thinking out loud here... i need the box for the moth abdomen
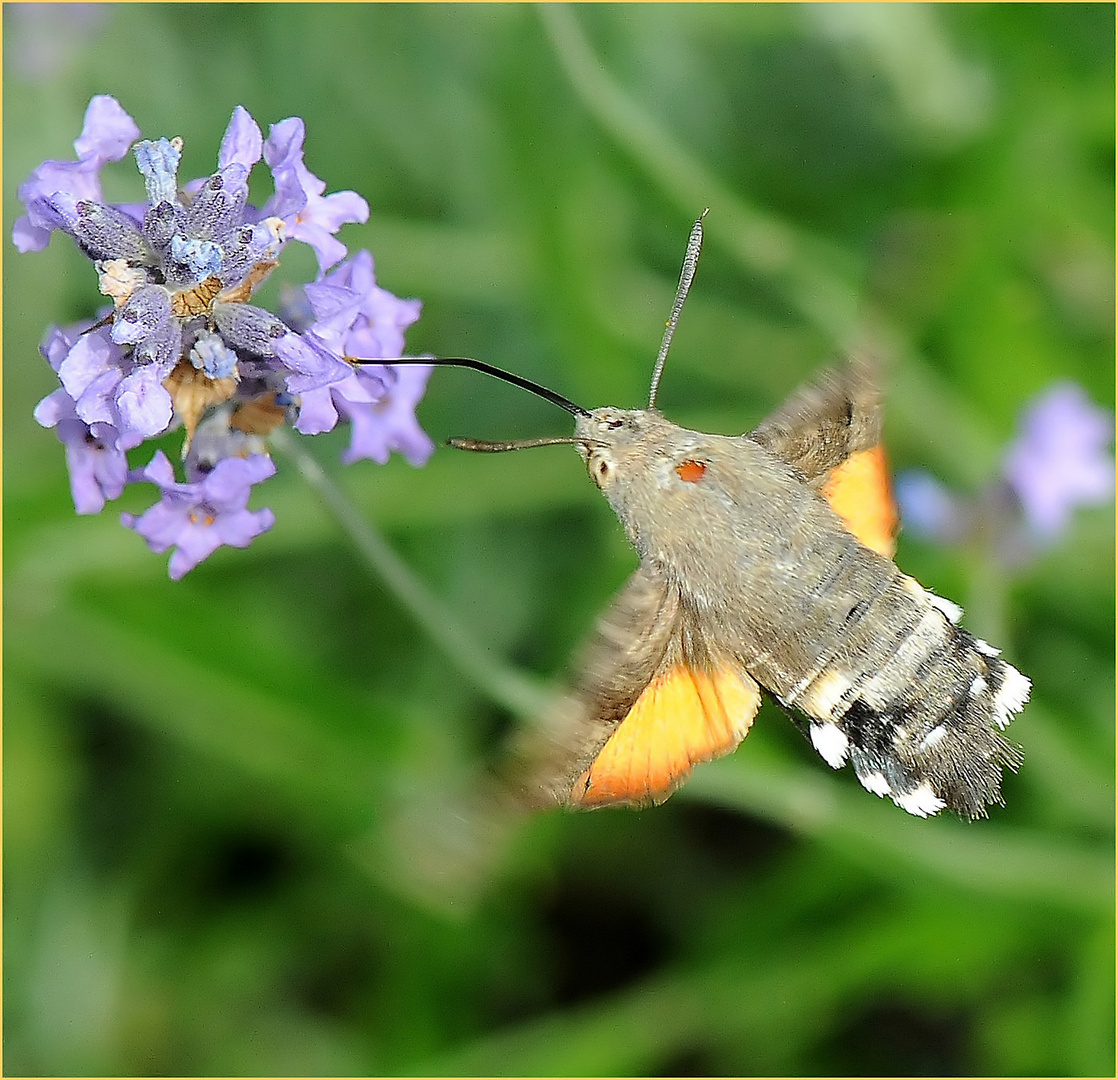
[799,617,1028,819]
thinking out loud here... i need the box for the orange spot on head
[675,459,707,483]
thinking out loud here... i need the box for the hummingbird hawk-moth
[370,216,1028,819]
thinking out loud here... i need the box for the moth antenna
[448,436,588,453]
[648,209,707,409]
[346,355,590,418]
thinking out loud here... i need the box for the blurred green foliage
[4,4,1114,1076]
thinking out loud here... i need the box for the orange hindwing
[821,444,898,558]
[571,663,761,808]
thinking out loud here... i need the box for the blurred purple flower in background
[5,4,109,81]
[16,96,433,577]
[897,381,1114,561]
[1003,382,1115,539]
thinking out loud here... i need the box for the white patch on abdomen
[810,721,850,768]
[894,782,946,817]
[799,669,853,721]
[992,664,1031,729]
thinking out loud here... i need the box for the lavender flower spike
[18,97,432,577]
[122,451,277,579]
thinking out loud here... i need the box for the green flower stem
[272,429,550,719]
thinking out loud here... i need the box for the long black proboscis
[348,355,590,418]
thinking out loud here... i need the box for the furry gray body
[570,404,1026,818]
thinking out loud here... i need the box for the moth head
[577,408,649,491]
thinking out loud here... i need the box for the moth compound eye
[589,454,612,488]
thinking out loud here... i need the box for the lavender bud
[60,197,156,265]
[143,201,180,249]
[133,137,182,207]
[111,283,172,345]
[183,164,248,241]
[212,301,288,357]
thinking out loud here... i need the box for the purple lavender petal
[327,250,421,359]
[286,252,428,452]
[165,530,225,579]
[40,321,93,372]
[336,363,434,467]
[58,327,120,400]
[260,117,309,220]
[123,452,276,578]
[219,106,263,171]
[262,117,368,272]
[1003,381,1115,537]
[73,368,125,428]
[304,250,422,363]
[343,291,422,360]
[74,95,142,164]
[116,365,174,438]
[200,453,277,507]
[291,368,382,437]
[166,503,275,580]
[12,214,54,253]
[292,384,342,435]
[340,398,433,466]
[33,383,131,513]
[291,221,350,275]
[57,417,130,514]
[33,387,77,428]
[14,96,140,252]
[132,447,177,488]
[37,376,145,453]
[312,189,370,236]
[324,248,370,292]
[302,280,364,341]
[123,499,185,550]
[212,506,276,546]
[272,331,352,394]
